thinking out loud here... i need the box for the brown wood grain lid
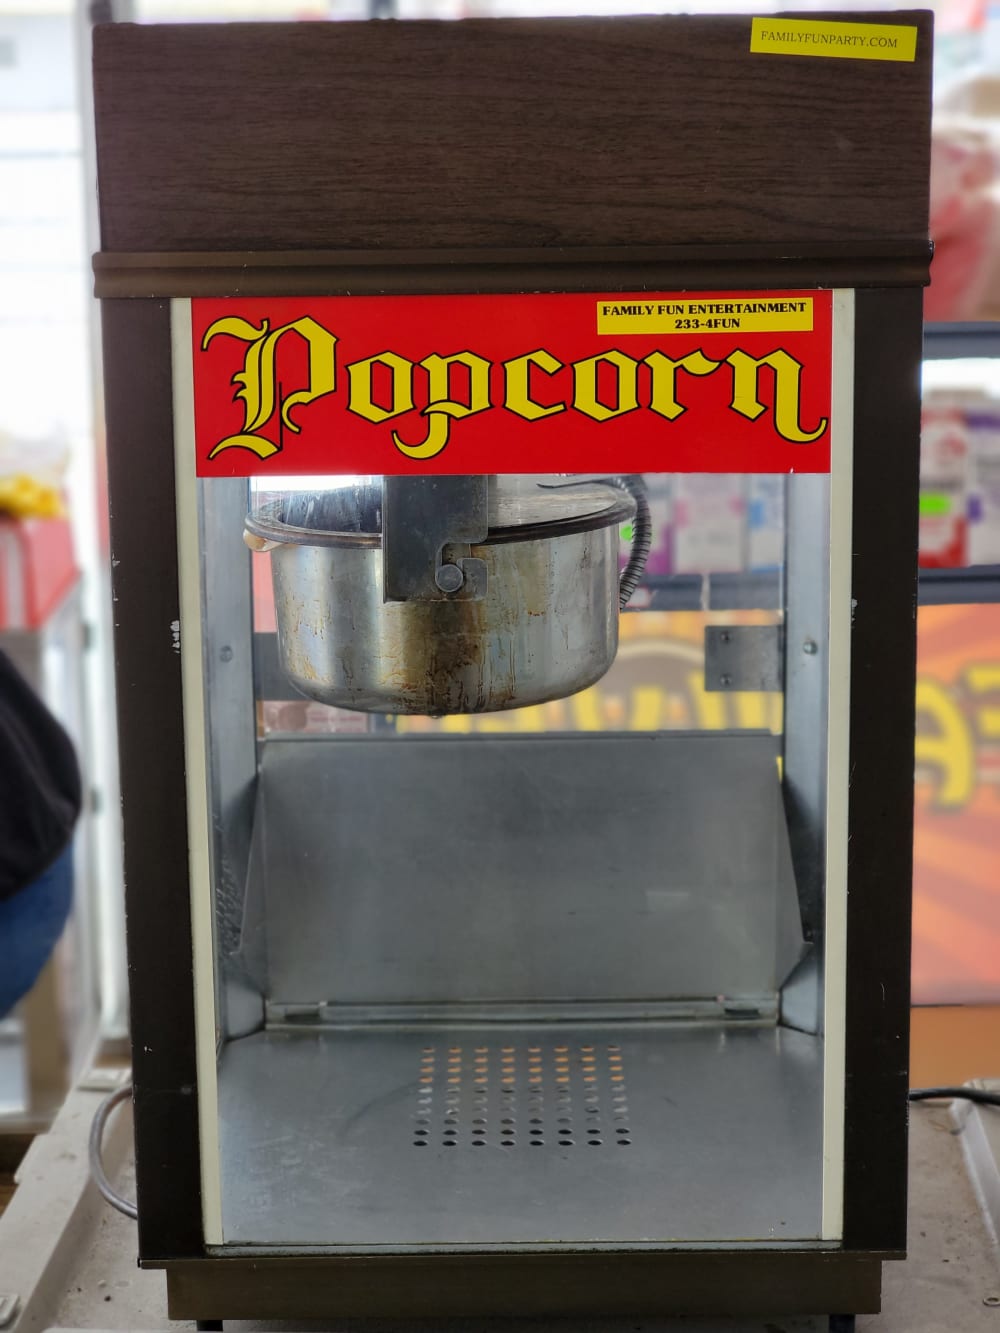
[92,13,932,261]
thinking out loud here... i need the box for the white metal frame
[170,290,853,1249]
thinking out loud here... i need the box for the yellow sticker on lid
[594,298,816,338]
[597,296,814,336]
[750,17,917,63]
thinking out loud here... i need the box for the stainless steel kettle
[245,475,650,716]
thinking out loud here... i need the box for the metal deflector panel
[244,732,804,1008]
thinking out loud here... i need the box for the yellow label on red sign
[750,17,917,63]
[597,297,813,336]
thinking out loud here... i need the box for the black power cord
[910,1086,1000,1107]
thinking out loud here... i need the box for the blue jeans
[0,844,74,1018]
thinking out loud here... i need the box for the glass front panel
[187,463,836,1249]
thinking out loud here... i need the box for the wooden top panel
[93,12,932,257]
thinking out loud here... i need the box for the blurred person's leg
[0,844,73,1018]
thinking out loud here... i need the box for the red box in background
[0,517,78,630]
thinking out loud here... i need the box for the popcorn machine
[93,11,931,1325]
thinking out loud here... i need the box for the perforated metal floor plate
[410,1039,633,1151]
[217,1023,823,1248]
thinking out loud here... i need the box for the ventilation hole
[558,1116,572,1124]
[442,1141,457,1148]
[617,1139,632,1146]
[413,1140,427,1147]
[587,1139,603,1146]
[472,1140,486,1147]
[559,1138,574,1146]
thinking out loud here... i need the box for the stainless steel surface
[247,732,804,1008]
[216,1022,824,1246]
[382,475,488,602]
[783,473,830,954]
[704,625,783,693]
[246,479,633,714]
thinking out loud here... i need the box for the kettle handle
[243,529,281,554]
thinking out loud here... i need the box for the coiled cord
[606,473,652,609]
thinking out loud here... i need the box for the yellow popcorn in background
[0,473,64,520]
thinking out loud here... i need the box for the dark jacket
[0,648,82,901]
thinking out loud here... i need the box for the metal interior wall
[198,477,264,1036]
[247,732,803,1009]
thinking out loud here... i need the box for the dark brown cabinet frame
[95,12,930,1319]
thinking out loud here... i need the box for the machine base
[164,1250,884,1321]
